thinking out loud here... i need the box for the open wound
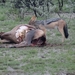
[15,26,28,42]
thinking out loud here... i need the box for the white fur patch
[15,26,28,39]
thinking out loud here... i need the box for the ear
[30,15,37,22]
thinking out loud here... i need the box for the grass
[0,5,75,75]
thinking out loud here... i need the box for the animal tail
[63,24,69,38]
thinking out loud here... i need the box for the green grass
[0,5,75,75]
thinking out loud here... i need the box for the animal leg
[58,27,65,42]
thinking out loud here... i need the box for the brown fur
[0,24,35,43]
[0,24,46,47]
[29,15,69,42]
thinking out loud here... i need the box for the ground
[0,6,75,75]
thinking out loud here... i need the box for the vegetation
[0,0,75,75]
[0,0,75,17]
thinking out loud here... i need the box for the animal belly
[45,22,58,29]
[15,26,28,42]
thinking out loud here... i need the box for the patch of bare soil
[0,42,63,48]
[66,73,75,75]
[56,71,75,75]
[45,43,63,47]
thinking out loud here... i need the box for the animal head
[29,15,37,25]
[33,29,46,46]
[33,29,45,39]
